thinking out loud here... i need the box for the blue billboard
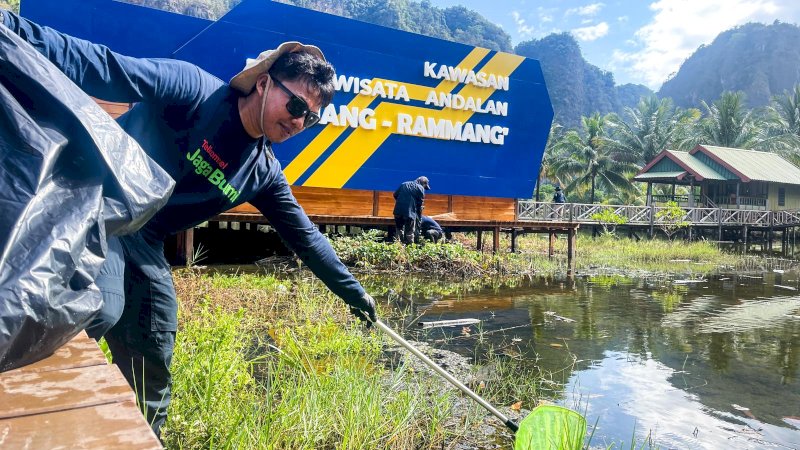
[23,0,553,198]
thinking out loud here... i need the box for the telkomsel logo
[186,139,240,203]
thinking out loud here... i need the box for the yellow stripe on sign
[283,47,490,184]
[303,52,525,189]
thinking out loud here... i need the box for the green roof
[666,150,728,180]
[700,145,800,185]
[637,146,800,186]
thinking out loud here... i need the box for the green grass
[330,231,741,278]
[163,273,471,449]
[330,230,559,277]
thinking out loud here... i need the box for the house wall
[768,183,800,210]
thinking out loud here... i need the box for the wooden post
[476,230,483,251]
[718,207,723,242]
[742,225,748,254]
[649,204,655,238]
[647,182,653,206]
[782,228,787,257]
[567,227,576,276]
[768,212,774,252]
[493,226,500,254]
[736,183,740,208]
[548,231,556,258]
[176,228,194,265]
[511,228,518,253]
[372,191,379,216]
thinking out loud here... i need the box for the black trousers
[85,229,176,437]
[394,215,418,244]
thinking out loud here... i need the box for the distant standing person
[393,176,430,244]
[553,185,566,203]
[419,215,444,243]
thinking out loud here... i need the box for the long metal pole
[374,319,519,432]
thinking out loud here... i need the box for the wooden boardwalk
[0,331,162,449]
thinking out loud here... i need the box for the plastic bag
[0,26,175,372]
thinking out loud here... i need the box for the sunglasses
[271,77,321,129]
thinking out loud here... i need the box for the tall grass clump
[512,233,738,274]
[165,272,463,449]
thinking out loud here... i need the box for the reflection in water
[569,351,800,449]
[387,273,800,449]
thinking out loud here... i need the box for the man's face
[262,77,322,143]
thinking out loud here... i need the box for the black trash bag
[0,26,175,372]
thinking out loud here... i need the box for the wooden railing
[517,201,800,227]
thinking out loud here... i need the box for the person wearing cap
[1,10,377,437]
[553,185,567,203]
[393,176,430,244]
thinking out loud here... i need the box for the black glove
[348,292,377,328]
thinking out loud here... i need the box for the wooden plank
[419,318,481,328]
[228,188,516,222]
[0,400,161,449]
[452,195,516,220]
[93,98,132,119]
[293,186,374,216]
[0,364,133,419]
[5,331,106,375]
[376,192,395,217]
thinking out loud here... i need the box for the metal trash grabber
[373,319,587,449]
[375,319,519,430]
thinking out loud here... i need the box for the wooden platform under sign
[0,331,163,449]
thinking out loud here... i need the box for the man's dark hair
[270,51,336,107]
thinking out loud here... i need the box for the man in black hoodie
[393,176,430,244]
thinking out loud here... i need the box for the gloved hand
[348,292,377,328]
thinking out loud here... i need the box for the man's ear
[256,73,271,94]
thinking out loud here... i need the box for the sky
[426,0,800,90]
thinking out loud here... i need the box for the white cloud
[617,15,629,23]
[612,0,798,90]
[511,11,535,38]
[572,22,609,41]
[538,6,557,24]
[566,3,605,17]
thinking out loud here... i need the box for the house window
[779,188,786,206]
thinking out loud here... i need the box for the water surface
[382,273,800,449]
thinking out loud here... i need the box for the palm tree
[606,96,698,166]
[771,84,800,137]
[765,84,800,164]
[694,91,763,149]
[552,113,638,203]
[535,122,566,201]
